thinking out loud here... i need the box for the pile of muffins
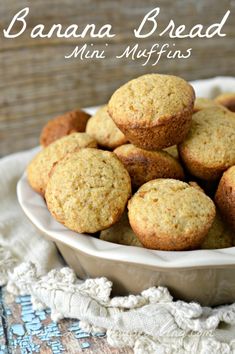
[27,74,235,251]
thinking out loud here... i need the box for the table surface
[0,287,133,354]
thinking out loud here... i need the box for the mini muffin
[100,212,143,247]
[201,210,234,249]
[215,166,235,231]
[128,179,215,251]
[164,145,179,160]
[178,106,235,181]
[214,93,235,112]
[193,97,219,113]
[191,182,233,249]
[108,74,195,150]
[40,109,91,147]
[27,133,97,195]
[86,105,128,149]
[45,148,131,233]
[114,144,184,188]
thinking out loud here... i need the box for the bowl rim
[17,173,235,269]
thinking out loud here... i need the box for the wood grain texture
[0,287,133,353]
[0,289,8,353]
[0,0,235,155]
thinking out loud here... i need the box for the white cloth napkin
[0,148,64,286]
[1,77,235,354]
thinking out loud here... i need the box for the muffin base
[129,222,212,251]
[178,146,228,181]
[113,111,192,150]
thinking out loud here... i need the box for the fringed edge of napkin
[2,260,235,354]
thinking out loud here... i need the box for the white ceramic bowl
[17,77,235,306]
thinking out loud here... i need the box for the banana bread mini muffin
[27,133,97,195]
[214,93,235,112]
[201,210,234,249]
[128,179,215,251]
[193,97,219,113]
[108,74,195,150]
[86,105,128,149]
[100,212,143,247]
[45,148,131,233]
[114,144,184,188]
[189,180,233,250]
[40,109,91,147]
[215,166,235,231]
[178,106,235,181]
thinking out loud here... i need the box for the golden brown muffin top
[86,105,128,149]
[40,109,90,147]
[179,107,235,172]
[27,133,97,195]
[108,74,195,127]
[128,179,215,242]
[45,148,132,233]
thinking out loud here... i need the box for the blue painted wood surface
[0,287,132,354]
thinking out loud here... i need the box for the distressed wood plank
[0,322,8,353]
[0,289,8,354]
[1,287,133,353]
[0,0,235,156]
